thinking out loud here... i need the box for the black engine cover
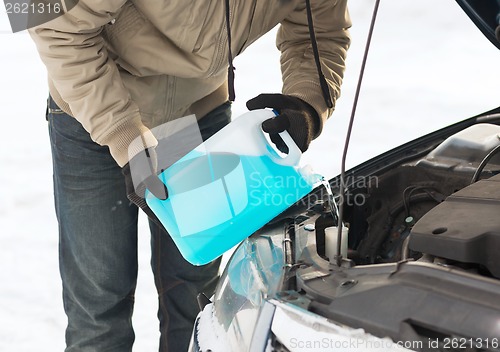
[410,173,500,277]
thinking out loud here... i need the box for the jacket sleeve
[277,0,351,136]
[29,0,155,167]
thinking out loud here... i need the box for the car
[189,1,500,351]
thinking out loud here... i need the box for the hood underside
[456,0,500,49]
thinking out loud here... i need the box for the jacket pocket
[103,2,144,44]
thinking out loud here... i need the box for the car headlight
[193,227,286,352]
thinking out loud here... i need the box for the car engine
[344,122,500,274]
[280,117,500,351]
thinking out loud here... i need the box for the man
[29,0,350,351]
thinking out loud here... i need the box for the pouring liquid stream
[320,177,340,226]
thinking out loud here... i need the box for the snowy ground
[0,1,499,351]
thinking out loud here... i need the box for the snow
[194,304,231,352]
[0,1,499,350]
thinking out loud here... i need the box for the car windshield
[234,0,500,178]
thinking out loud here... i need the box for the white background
[0,0,499,350]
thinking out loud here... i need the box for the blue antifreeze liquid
[146,151,315,265]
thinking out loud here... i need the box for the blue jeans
[47,97,231,352]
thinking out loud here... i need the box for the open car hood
[456,0,500,49]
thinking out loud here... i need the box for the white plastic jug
[146,109,317,265]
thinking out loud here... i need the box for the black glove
[122,146,168,227]
[246,94,320,154]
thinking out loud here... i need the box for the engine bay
[331,122,500,275]
[283,118,500,350]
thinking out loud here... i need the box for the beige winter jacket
[29,0,351,167]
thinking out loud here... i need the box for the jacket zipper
[208,0,233,77]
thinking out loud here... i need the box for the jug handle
[252,109,302,166]
[265,129,302,166]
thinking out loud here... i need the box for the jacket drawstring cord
[305,0,333,109]
[225,0,236,102]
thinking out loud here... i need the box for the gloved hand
[246,94,320,154]
[122,143,168,227]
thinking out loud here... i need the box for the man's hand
[246,94,320,153]
[122,144,168,227]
